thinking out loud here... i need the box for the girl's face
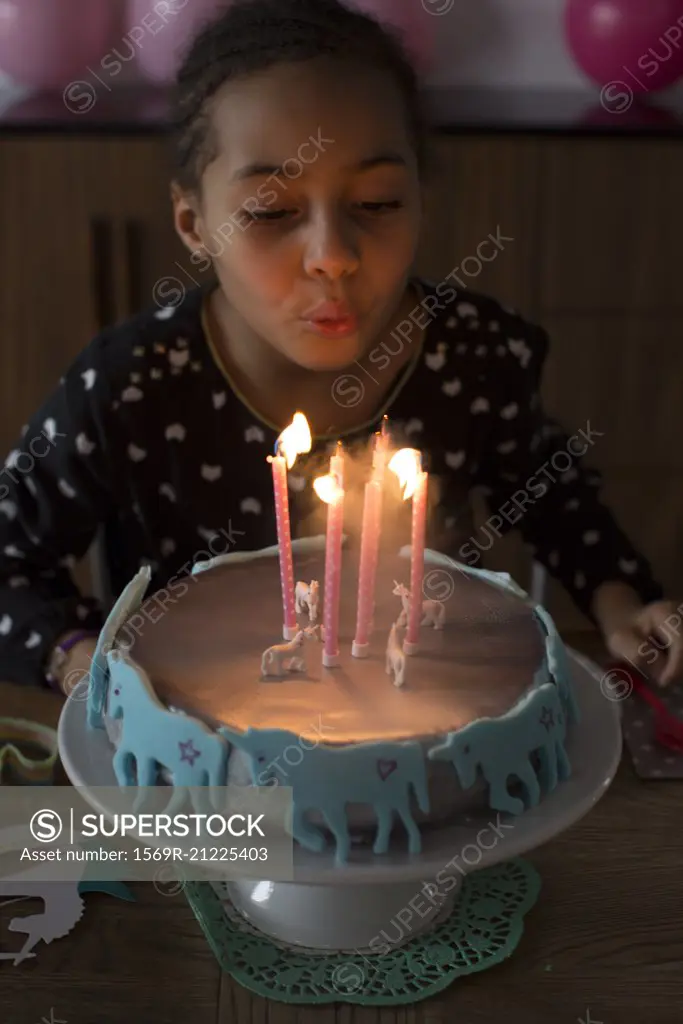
[176,58,422,372]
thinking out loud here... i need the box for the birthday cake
[86,539,578,865]
[85,416,578,864]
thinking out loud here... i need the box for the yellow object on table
[0,717,58,784]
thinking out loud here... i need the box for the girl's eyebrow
[230,153,407,184]
[351,153,408,172]
[231,162,283,183]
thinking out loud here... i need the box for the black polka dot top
[0,279,662,686]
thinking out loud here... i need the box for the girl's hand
[603,598,683,687]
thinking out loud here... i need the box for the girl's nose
[302,212,360,280]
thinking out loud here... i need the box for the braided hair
[171,0,427,192]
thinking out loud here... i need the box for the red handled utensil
[609,663,683,753]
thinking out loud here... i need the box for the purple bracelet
[45,629,99,690]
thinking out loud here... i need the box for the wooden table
[1,634,682,1024]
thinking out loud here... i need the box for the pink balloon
[126,0,229,84]
[345,0,435,76]
[565,0,683,93]
[0,0,120,91]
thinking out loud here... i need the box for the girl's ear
[170,181,206,258]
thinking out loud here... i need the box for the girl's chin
[285,337,365,373]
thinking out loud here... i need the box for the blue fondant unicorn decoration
[219,726,430,865]
[87,566,152,729]
[106,649,230,814]
[532,605,580,725]
[428,682,571,815]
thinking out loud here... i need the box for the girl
[0,0,680,693]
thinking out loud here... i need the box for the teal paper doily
[183,858,541,1005]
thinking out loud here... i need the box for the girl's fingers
[640,603,683,686]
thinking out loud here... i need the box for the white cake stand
[58,650,621,951]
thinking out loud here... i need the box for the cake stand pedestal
[223,875,460,951]
[58,650,621,952]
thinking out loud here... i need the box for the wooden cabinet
[0,138,186,454]
[537,139,683,313]
[416,137,541,314]
[540,315,683,471]
[75,138,187,324]
[0,140,96,451]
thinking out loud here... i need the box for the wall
[430,0,683,100]
[1,0,683,104]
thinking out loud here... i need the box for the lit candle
[352,422,389,657]
[314,442,345,668]
[267,412,312,639]
[389,448,428,655]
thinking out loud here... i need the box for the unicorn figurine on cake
[260,631,307,677]
[386,621,407,687]
[392,581,445,630]
[295,579,319,623]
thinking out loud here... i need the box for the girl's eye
[243,202,404,222]
[243,208,291,222]
[358,201,404,213]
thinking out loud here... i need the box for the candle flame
[277,412,312,469]
[313,473,344,504]
[388,448,421,500]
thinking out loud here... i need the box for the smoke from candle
[287,429,447,563]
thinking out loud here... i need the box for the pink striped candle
[352,427,388,657]
[315,444,345,668]
[267,413,311,639]
[269,452,298,639]
[351,476,382,657]
[405,464,428,655]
